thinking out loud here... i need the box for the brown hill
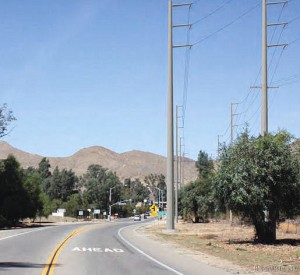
[0,141,198,184]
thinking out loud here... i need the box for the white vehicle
[134,214,141,221]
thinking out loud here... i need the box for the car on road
[134,214,141,221]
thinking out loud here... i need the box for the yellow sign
[150,212,158,217]
[150,204,158,212]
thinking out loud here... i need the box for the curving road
[0,219,230,275]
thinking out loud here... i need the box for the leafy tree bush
[0,155,30,226]
[61,194,83,217]
[213,131,300,243]
[38,157,52,193]
[22,170,43,221]
[179,150,215,222]
[46,167,77,201]
[80,164,122,211]
[0,103,16,137]
[144,173,166,204]
[38,192,55,218]
[124,178,150,203]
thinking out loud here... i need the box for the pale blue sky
[1,0,300,160]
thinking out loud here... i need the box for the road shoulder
[119,220,254,275]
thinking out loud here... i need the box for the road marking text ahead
[72,247,124,253]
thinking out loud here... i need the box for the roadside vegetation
[0,155,168,227]
[179,130,300,244]
[0,152,167,227]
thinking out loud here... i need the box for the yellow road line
[42,227,86,275]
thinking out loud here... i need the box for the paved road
[0,219,231,275]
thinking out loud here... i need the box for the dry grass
[142,219,300,274]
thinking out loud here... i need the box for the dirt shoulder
[139,219,300,275]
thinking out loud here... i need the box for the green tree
[47,167,77,201]
[213,131,300,243]
[47,167,61,200]
[38,158,51,193]
[144,173,166,203]
[59,169,78,201]
[195,150,214,179]
[61,194,83,217]
[23,170,43,221]
[0,155,29,226]
[0,104,16,137]
[38,192,54,218]
[81,164,122,211]
[179,150,215,222]
[129,178,150,203]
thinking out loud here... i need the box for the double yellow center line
[42,227,86,275]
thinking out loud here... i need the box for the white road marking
[118,224,184,275]
[0,227,47,241]
[72,247,124,253]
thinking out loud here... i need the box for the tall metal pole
[179,137,182,189]
[262,0,268,135]
[229,103,234,225]
[158,188,161,210]
[217,135,222,156]
[167,0,175,231]
[230,103,233,143]
[175,105,179,223]
[262,0,269,224]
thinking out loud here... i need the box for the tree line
[0,154,166,227]
[178,130,300,243]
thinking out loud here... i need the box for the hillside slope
[0,141,198,183]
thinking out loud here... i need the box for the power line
[192,0,234,26]
[233,1,290,138]
[289,36,300,45]
[192,2,260,46]
[182,5,192,123]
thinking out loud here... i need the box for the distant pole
[167,0,175,231]
[158,188,161,209]
[175,105,179,223]
[217,135,222,155]
[230,103,233,143]
[262,0,268,135]
[179,137,182,189]
[109,205,112,221]
[182,152,185,186]
[229,103,236,225]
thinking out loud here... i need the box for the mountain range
[0,141,198,184]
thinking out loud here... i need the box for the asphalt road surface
[0,219,231,275]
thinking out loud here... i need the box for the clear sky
[1,0,300,160]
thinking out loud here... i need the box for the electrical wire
[234,1,289,138]
[182,6,192,123]
[192,2,260,46]
[192,0,234,26]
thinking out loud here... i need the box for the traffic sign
[149,205,158,212]
[150,211,158,217]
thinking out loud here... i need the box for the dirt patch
[140,219,300,275]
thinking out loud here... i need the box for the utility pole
[262,0,268,135]
[230,103,239,143]
[181,152,185,187]
[167,0,175,231]
[262,0,288,135]
[166,0,192,232]
[230,102,239,225]
[261,0,287,226]
[175,105,179,224]
[175,105,183,223]
[108,186,117,221]
[179,137,184,188]
[217,135,222,156]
